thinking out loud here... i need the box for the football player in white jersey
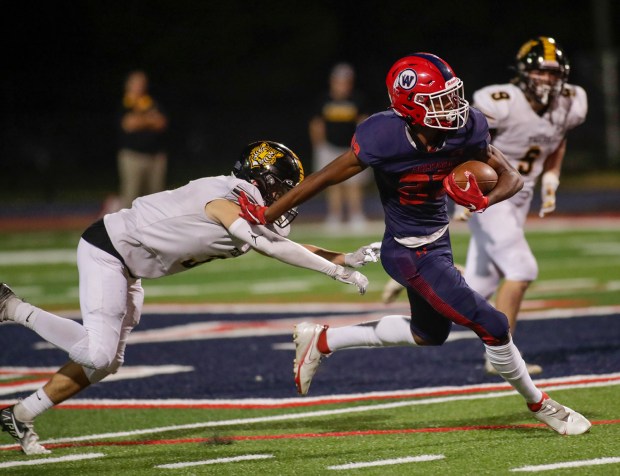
[465,36,587,375]
[0,140,380,455]
[383,37,588,375]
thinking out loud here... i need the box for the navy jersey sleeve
[466,107,491,151]
[352,112,411,167]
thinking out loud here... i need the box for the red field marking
[2,419,618,453]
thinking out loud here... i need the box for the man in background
[117,70,168,210]
[309,63,371,231]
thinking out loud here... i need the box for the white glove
[344,242,382,267]
[539,172,560,218]
[452,204,472,222]
[333,265,369,295]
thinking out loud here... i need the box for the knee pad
[68,336,115,370]
[506,252,538,282]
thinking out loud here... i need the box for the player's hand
[539,172,559,218]
[344,242,381,267]
[452,204,472,222]
[539,189,556,217]
[238,191,268,225]
[443,172,489,212]
[332,265,369,295]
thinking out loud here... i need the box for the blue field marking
[1,311,618,400]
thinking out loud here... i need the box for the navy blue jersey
[353,108,490,238]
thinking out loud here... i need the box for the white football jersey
[104,175,264,278]
[473,83,587,190]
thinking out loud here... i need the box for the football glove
[539,172,559,218]
[344,242,381,267]
[238,191,268,225]
[443,172,489,212]
[333,265,369,295]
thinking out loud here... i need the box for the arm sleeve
[227,218,339,277]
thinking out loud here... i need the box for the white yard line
[156,454,274,469]
[328,455,445,470]
[0,452,105,468]
[0,376,617,450]
[511,457,620,472]
[3,373,617,409]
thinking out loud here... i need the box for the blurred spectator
[309,63,371,231]
[116,70,168,210]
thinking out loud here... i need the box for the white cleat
[529,393,592,435]
[0,283,22,323]
[382,278,405,304]
[0,405,51,455]
[293,322,329,396]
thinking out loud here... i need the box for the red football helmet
[386,53,469,130]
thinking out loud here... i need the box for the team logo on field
[397,69,417,90]
[248,142,284,169]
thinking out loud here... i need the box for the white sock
[327,315,416,351]
[14,301,87,353]
[14,389,54,422]
[484,339,543,404]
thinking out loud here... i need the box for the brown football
[451,160,498,194]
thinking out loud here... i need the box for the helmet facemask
[252,170,299,228]
[232,141,304,229]
[522,69,564,106]
[414,78,469,130]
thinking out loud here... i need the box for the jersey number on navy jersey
[399,173,445,205]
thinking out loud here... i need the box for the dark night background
[1,0,618,206]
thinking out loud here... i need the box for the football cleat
[529,393,592,435]
[0,283,21,323]
[0,405,50,455]
[484,354,543,376]
[293,322,329,395]
[382,278,405,304]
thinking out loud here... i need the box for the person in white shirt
[0,140,379,455]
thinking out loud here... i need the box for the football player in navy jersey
[382,38,588,378]
[238,53,591,435]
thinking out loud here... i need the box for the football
[451,160,498,194]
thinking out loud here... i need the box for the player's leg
[294,314,416,395]
[382,277,405,303]
[463,219,502,301]
[468,200,541,373]
[118,149,143,209]
[0,284,88,352]
[146,152,167,195]
[412,234,589,433]
[1,240,133,453]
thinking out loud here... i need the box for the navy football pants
[381,231,510,346]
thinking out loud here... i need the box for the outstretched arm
[206,199,369,294]
[264,149,366,223]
